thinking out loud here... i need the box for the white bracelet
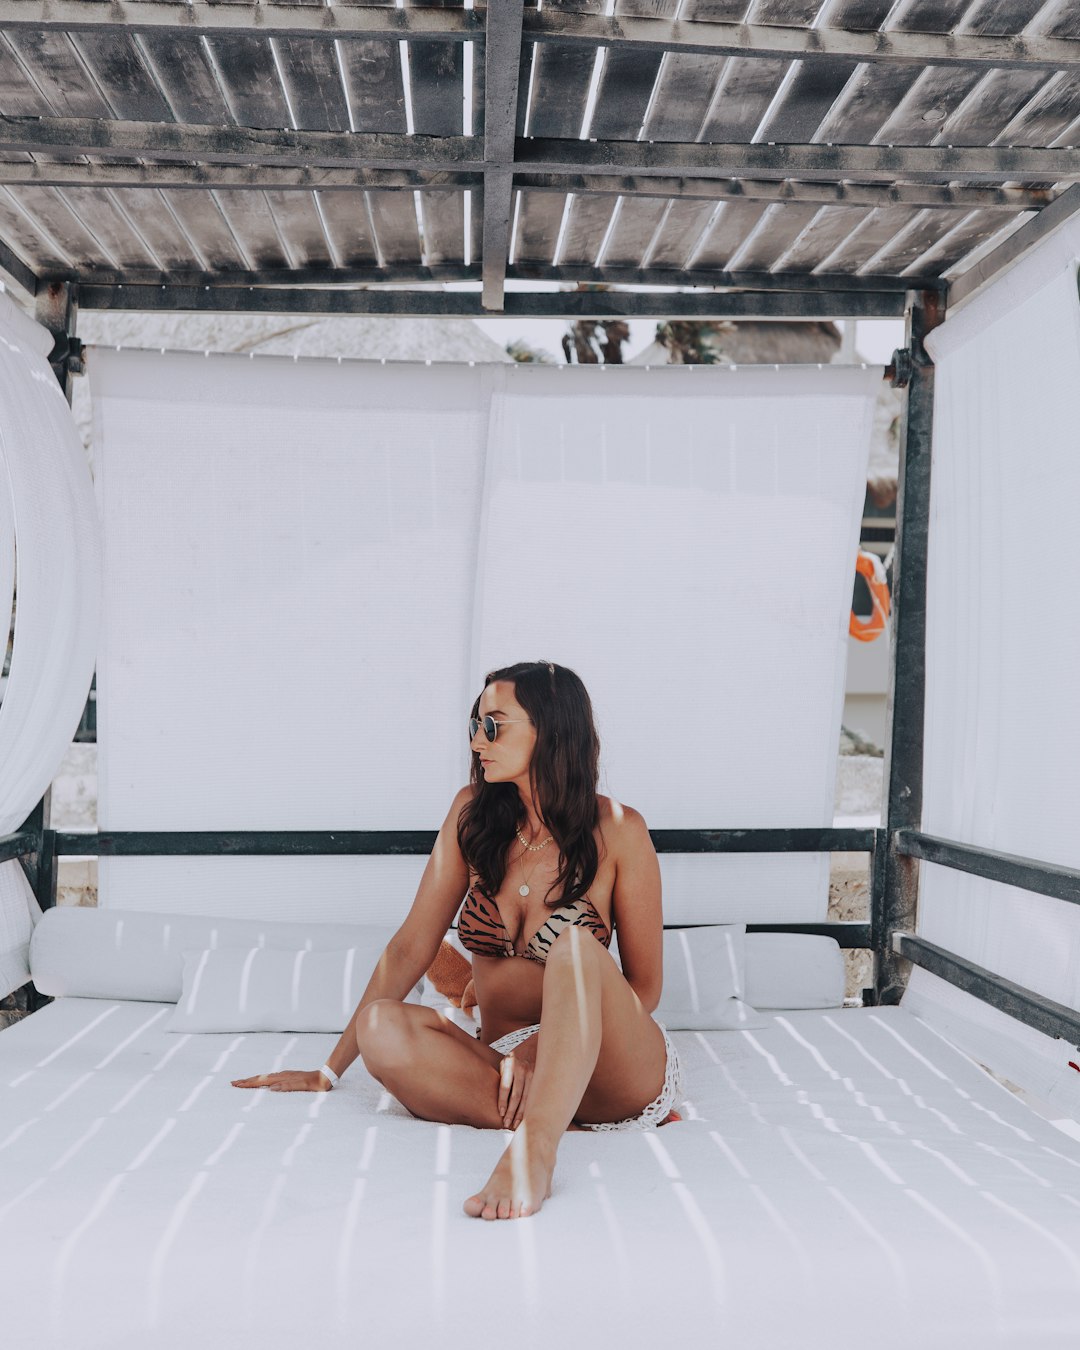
[319,1064,339,1088]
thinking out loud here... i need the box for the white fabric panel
[904,966,1080,1123]
[0,858,38,999]
[0,290,100,833]
[474,364,879,922]
[912,237,1080,1019]
[4,999,1080,1350]
[91,350,489,919]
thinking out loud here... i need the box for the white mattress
[3,1000,1080,1349]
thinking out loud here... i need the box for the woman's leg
[356,1001,505,1128]
[463,927,668,1220]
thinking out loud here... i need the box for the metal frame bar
[0,832,36,864]
[72,286,906,318]
[53,829,878,951]
[54,826,877,856]
[874,289,942,1005]
[34,263,924,293]
[897,830,1080,907]
[895,934,1080,1045]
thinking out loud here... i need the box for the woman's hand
[497,1037,538,1129]
[230,1070,330,1092]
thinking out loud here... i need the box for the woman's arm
[608,804,663,1013]
[232,786,472,1091]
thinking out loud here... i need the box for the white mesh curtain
[91,353,877,926]
[0,289,99,995]
[902,215,1080,1109]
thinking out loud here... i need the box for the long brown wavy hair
[457,661,600,906]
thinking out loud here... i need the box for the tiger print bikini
[456,884,611,966]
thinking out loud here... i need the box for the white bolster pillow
[29,907,410,1003]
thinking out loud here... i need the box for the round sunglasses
[469,714,529,743]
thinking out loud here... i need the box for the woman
[232,661,681,1220]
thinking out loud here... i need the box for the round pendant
[519,884,530,897]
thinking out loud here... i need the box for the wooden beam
[518,138,1080,185]
[947,183,1080,312]
[43,264,480,288]
[46,262,928,293]
[524,9,1080,73]
[0,0,483,41]
[0,163,480,193]
[518,173,1053,213]
[481,0,524,312]
[75,284,906,317]
[0,116,484,171]
[0,158,1046,212]
[4,1,1080,74]
[508,264,940,293]
[0,118,1075,185]
[0,237,37,303]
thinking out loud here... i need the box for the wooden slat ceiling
[0,0,1077,316]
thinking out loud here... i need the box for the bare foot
[463,1123,557,1220]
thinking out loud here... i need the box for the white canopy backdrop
[476,364,879,923]
[0,290,98,997]
[89,350,878,925]
[903,214,1080,1115]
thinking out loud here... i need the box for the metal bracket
[47,332,85,376]
[887,346,913,388]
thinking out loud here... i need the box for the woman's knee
[544,924,605,977]
[355,999,427,1076]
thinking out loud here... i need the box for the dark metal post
[22,279,81,915]
[874,288,944,1004]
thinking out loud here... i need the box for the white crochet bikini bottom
[487,1021,683,1132]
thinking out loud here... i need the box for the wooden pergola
[7,0,1080,1031]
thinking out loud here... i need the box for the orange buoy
[849,549,890,642]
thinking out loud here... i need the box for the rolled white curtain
[0,290,100,835]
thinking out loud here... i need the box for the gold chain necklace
[516,828,553,898]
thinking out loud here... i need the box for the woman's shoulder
[597,795,651,840]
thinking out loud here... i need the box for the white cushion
[29,907,413,1003]
[654,925,768,1031]
[743,932,846,1009]
[166,945,385,1033]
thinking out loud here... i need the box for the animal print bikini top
[457,884,611,967]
